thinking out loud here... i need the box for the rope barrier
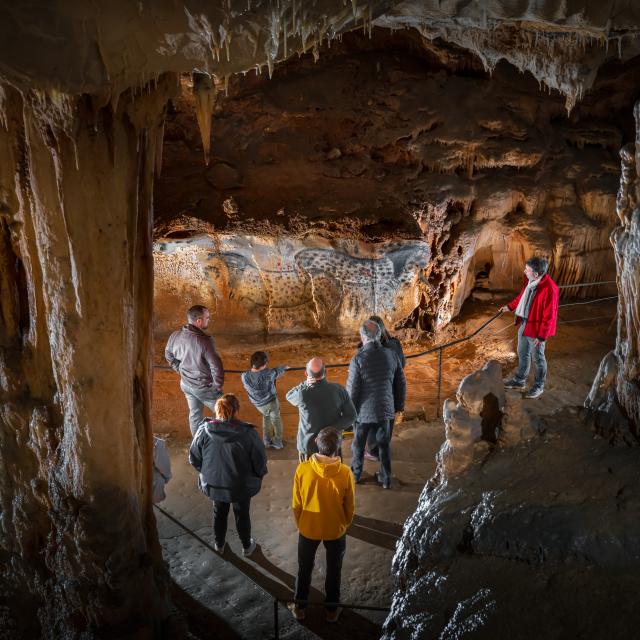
[153,282,618,375]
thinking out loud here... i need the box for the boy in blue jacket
[241,351,288,449]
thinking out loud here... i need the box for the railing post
[436,348,443,418]
[273,598,279,640]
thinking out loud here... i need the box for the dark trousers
[294,533,346,612]
[351,421,391,482]
[368,418,394,457]
[213,499,252,548]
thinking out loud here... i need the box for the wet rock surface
[385,405,640,639]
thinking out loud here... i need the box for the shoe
[270,439,284,450]
[351,469,361,484]
[525,385,544,399]
[364,451,379,461]
[263,439,272,448]
[326,607,343,623]
[503,378,525,390]
[287,602,306,621]
[242,538,257,557]
[375,472,391,490]
[214,541,226,553]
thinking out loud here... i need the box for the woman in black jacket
[189,394,268,556]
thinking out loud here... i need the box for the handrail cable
[153,281,617,374]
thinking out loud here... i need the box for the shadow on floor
[347,514,402,550]
[238,546,385,640]
[168,580,242,640]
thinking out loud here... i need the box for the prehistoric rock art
[587,101,640,436]
[386,365,640,639]
[154,233,429,334]
[0,77,177,636]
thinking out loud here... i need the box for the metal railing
[154,503,390,639]
[153,281,618,418]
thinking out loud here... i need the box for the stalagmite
[192,71,216,166]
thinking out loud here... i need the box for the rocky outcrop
[0,77,176,637]
[155,30,626,332]
[386,366,640,639]
[586,101,640,436]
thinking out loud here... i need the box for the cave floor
[153,299,616,639]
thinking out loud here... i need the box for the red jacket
[508,274,559,341]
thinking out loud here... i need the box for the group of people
[161,255,559,623]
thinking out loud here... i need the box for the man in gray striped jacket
[347,320,406,489]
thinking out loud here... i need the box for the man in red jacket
[500,257,559,399]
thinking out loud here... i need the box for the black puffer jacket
[346,342,406,423]
[189,418,267,502]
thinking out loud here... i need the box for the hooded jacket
[508,274,559,341]
[292,454,355,540]
[189,418,267,503]
[165,324,224,390]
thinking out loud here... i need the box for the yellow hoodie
[292,454,355,540]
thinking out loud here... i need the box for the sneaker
[214,541,226,553]
[242,538,257,557]
[525,385,544,399]
[375,472,391,490]
[263,439,272,448]
[326,607,343,623]
[364,451,379,461]
[351,470,361,484]
[287,602,306,621]
[270,439,284,450]
[503,378,525,389]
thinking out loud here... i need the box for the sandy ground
[153,298,616,639]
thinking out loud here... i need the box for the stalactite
[192,71,216,166]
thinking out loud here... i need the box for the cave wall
[154,30,627,332]
[154,233,429,334]
[0,78,175,637]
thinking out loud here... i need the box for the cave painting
[200,242,430,332]
[153,236,430,333]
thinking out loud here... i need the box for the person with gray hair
[286,357,357,462]
[500,256,559,399]
[165,304,224,436]
[347,320,406,489]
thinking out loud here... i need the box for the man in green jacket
[286,357,357,461]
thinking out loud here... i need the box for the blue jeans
[514,322,547,387]
[351,421,391,482]
[180,380,222,436]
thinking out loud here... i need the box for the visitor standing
[501,256,559,399]
[165,305,224,436]
[348,320,406,489]
[241,351,288,449]
[286,357,357,462]
[365,315,406,460]
[288,428,355,623]
[188,394,267,557]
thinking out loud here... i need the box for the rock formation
[0,77,177,636]
[385,366,640,639]
[586,101,640,438]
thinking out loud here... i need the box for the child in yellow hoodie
[289,427,355,624]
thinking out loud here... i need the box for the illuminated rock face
[0,78,175,637]
[155,32,628,331]
[154,233,429,334]
[386,365,640,640]
[587,101,640,436]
